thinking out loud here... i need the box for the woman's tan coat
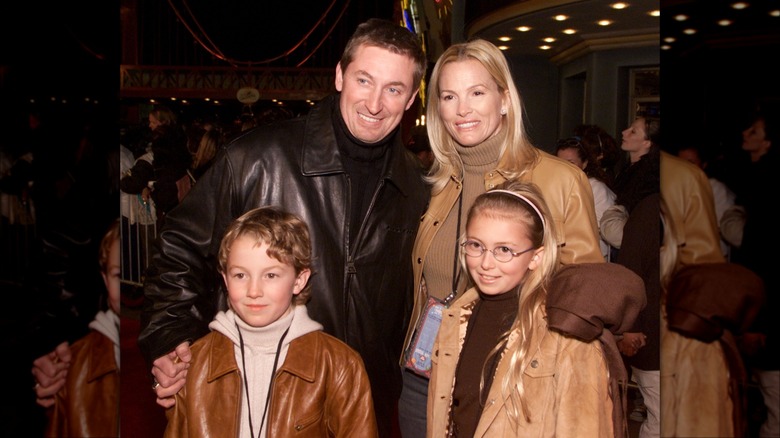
[427,288,614,437]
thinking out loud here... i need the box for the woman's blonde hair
[425,39,539,194]
[461,180,559,423]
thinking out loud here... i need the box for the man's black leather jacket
[138,94,429,432]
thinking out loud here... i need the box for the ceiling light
[683,28,697,35]
[563,28,577,35]
[498,36,511,42]
[543,37,557,43]
[649,10,660,17]
[663,37,676,43]
[610,2,628,9]
[598,19,613,26]
[770,9,780,17]
[554,15,569,21]
[516,26,531,32]
[718,19,733,26]
[661,45,671,50]
[731,2,749,9]
[497,46,509,51]
[539,45,552,50]
[674,14,689,21]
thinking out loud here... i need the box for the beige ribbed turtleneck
[423,129,505,300]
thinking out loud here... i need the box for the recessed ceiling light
[539,45,552,50]
[598,19,613,26]
[498,36,511,42]
[610,2,628,9]
[516,26,531,32]
[554,15,569,21]
[718,19,733,26]
[731,2,749,10]
[683,28,697,35]
[770,9,780,17]
[543,37,557,43]
[497,46,509,51]
[661,45,671,50]
[563,28,577,35]
[663,37,676,43]
[675,14,688,21]
[649,10,660,17]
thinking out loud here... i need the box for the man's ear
[528,246,545,271]
[335,62,344,92]
[293,269,312,296]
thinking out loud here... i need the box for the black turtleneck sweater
[451,288,520,437]
[332,101,394,242]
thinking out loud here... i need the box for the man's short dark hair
[340,18,427,90]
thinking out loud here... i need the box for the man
[37,18,429,437]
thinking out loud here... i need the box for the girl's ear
[528,246,545,271]
[292,269,312,296]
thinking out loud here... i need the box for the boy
[164,206,377,437]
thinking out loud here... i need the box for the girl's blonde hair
[461,180,559,423]
[425,39,539,194]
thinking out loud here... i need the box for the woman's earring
[500,108,507,115]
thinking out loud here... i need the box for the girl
[427,180,613,437]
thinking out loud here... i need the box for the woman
[398,38,603,437]
[599,116,660,253]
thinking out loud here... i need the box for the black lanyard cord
[236,322,290,438]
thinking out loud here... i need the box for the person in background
[44,218,120,437]
[165,206,377,437]
[573,124,622,189]
[599,117,660,258]
[188,126,221,181]
[398,38,603,437]
[613,193,660,438]
[134,19,428,438]
[555,136,617,260]
[720,108,779,438]
[427,181,613,437]
[119,105,191,227]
